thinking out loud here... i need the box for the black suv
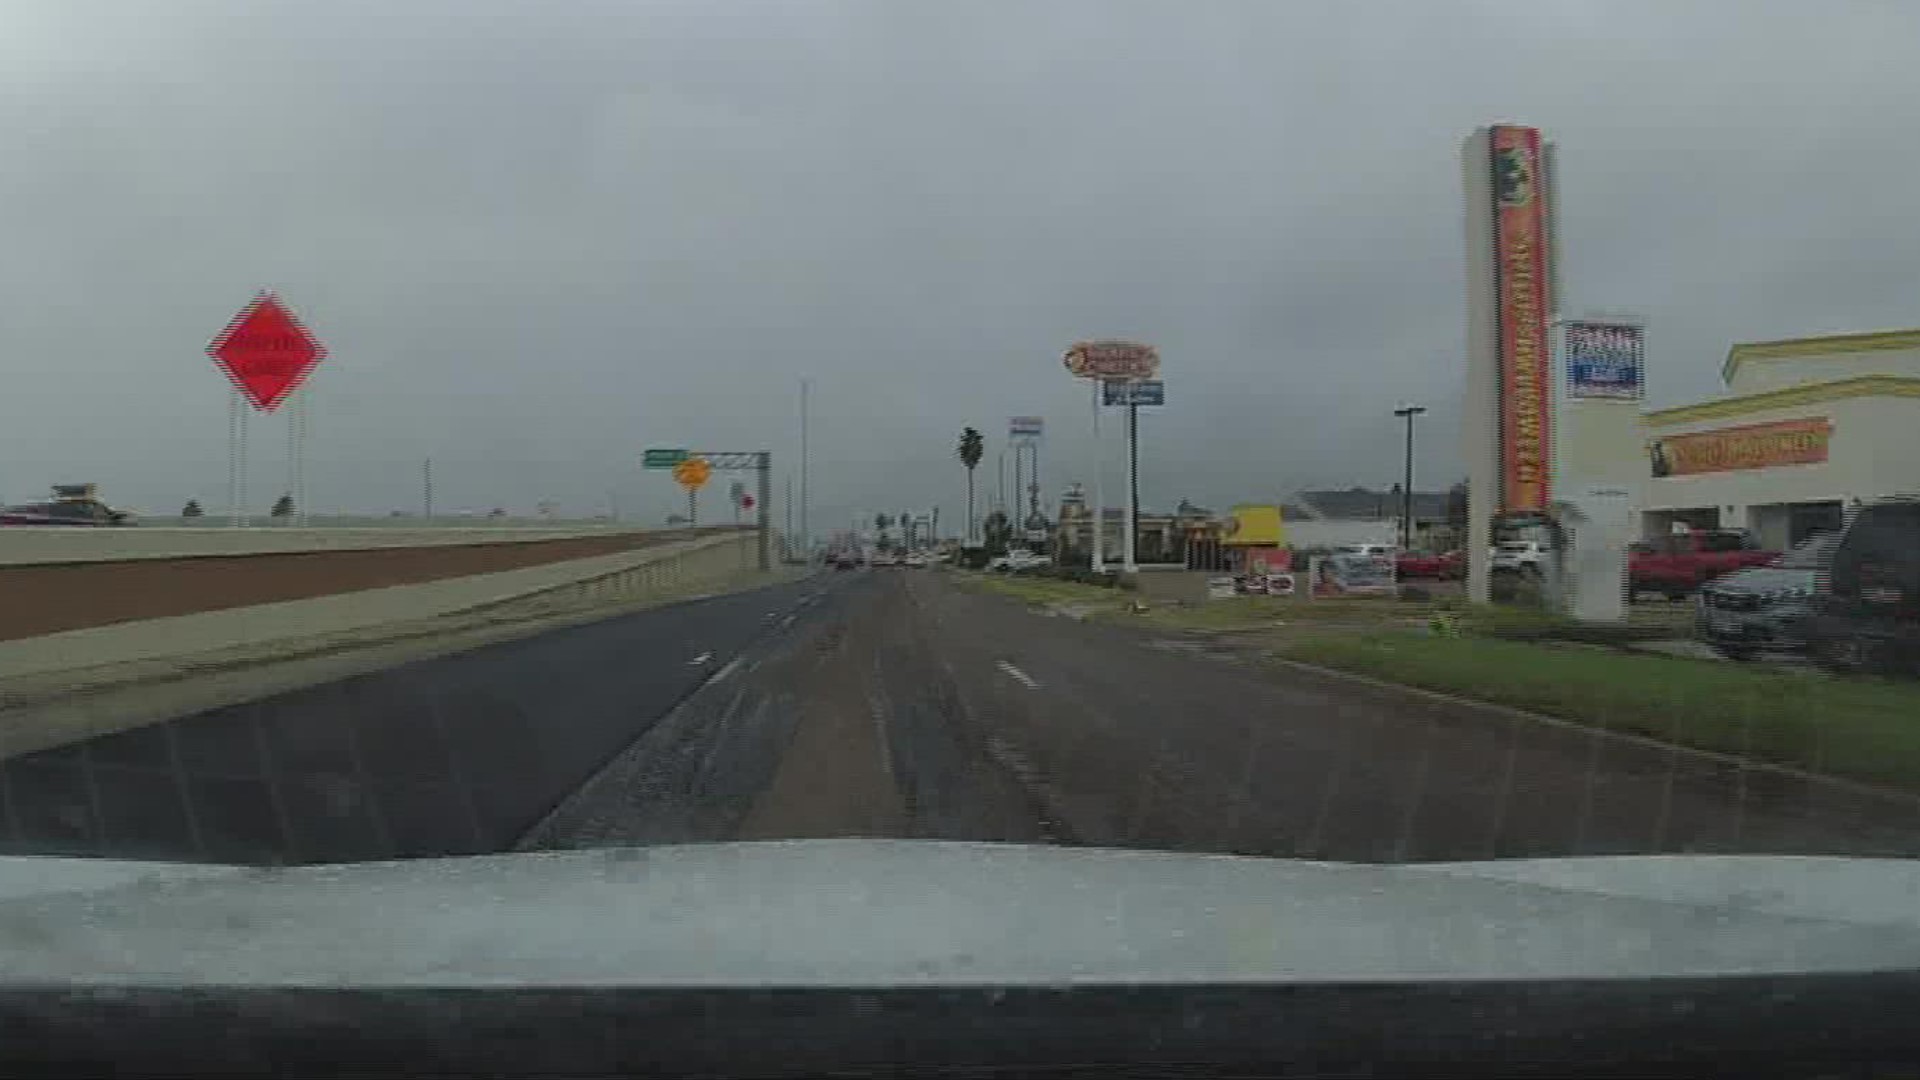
[1809,497,1920,676]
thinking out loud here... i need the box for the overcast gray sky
[6,0,1919,528]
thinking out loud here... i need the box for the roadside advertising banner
[1565,319,1644,400]
[1492,124,1552,511]
[1242,545,1290,575]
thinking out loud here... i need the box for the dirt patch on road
[0,528,735,642]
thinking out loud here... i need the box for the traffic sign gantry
[672,457,712,489]
[644,448,689,469]
[208,292,328,413]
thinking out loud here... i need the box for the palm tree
[956,427,984,542]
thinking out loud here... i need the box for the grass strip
[1279,630,1920,793]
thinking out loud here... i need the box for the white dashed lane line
[687,651,714,666]
[995,660,1042,690]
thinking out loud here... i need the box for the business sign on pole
[1009,416,1044,441]
[1565,319,1644,400]
[208,292,327,412]
[643,448,690,469]
[1064,340,1159,380]
[1649,418,1832,477]
[672,457,712,489]
[1101,380,1165,407]
[1491,124,1552,511]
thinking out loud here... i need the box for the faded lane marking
[708,657,744,685]
[995,660,1041,690]
[688,651,713,666]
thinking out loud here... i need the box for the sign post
[672,456,712,525]
[1065,342,1159,574]
[208,292,327,529]
[1008,417,1045,544]
[658,451,774,570]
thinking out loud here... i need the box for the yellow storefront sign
[1223,504,1284,547]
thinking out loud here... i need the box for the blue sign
[1102,380,1165,407]
[1565,320,1643,400]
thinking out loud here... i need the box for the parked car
[1490,540,1546,574]
[1630,529,1776,599]
[903,552,928,569]
[1694,533,1837,660]
[1396,550,1463,580]
[990,548,1052,573]
[1808,498,1920,676]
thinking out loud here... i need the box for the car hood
[1706,566,1815,594]
[1,840,1918,988]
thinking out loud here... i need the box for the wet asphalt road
[6,569,1920,865]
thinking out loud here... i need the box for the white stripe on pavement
[995,660,1041,690]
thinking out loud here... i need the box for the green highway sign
[643,448,690,469]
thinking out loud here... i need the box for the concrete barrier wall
[0,525,657,566]
[0,532,785,760]
[463,532,765,618]
[0,528,749,641]
[0,531,767,682]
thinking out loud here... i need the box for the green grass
[1278,630,1920,793]
[964,574,1127,608]
[1131,596,1436,632]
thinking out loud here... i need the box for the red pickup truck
[1395,550,1463,580]
[1630,530,1777,598]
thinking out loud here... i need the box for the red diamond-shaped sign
[207,292,327,413]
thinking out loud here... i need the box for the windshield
[7,0,1920,1025]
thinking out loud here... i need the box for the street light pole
[1394,405,1427,549]
[799,378,810,556]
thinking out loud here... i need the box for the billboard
[1649,418,1832,477]
[1565,319,1644,400]
[1009,416,1044,440]
[1063,340,1159,380]
[1222,504,1284,547]
[1492,124,1552,512]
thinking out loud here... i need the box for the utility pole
[1394,404,1427,549]
[799,378,810,558]
[784,474,793,561]
[423,458,433,520]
